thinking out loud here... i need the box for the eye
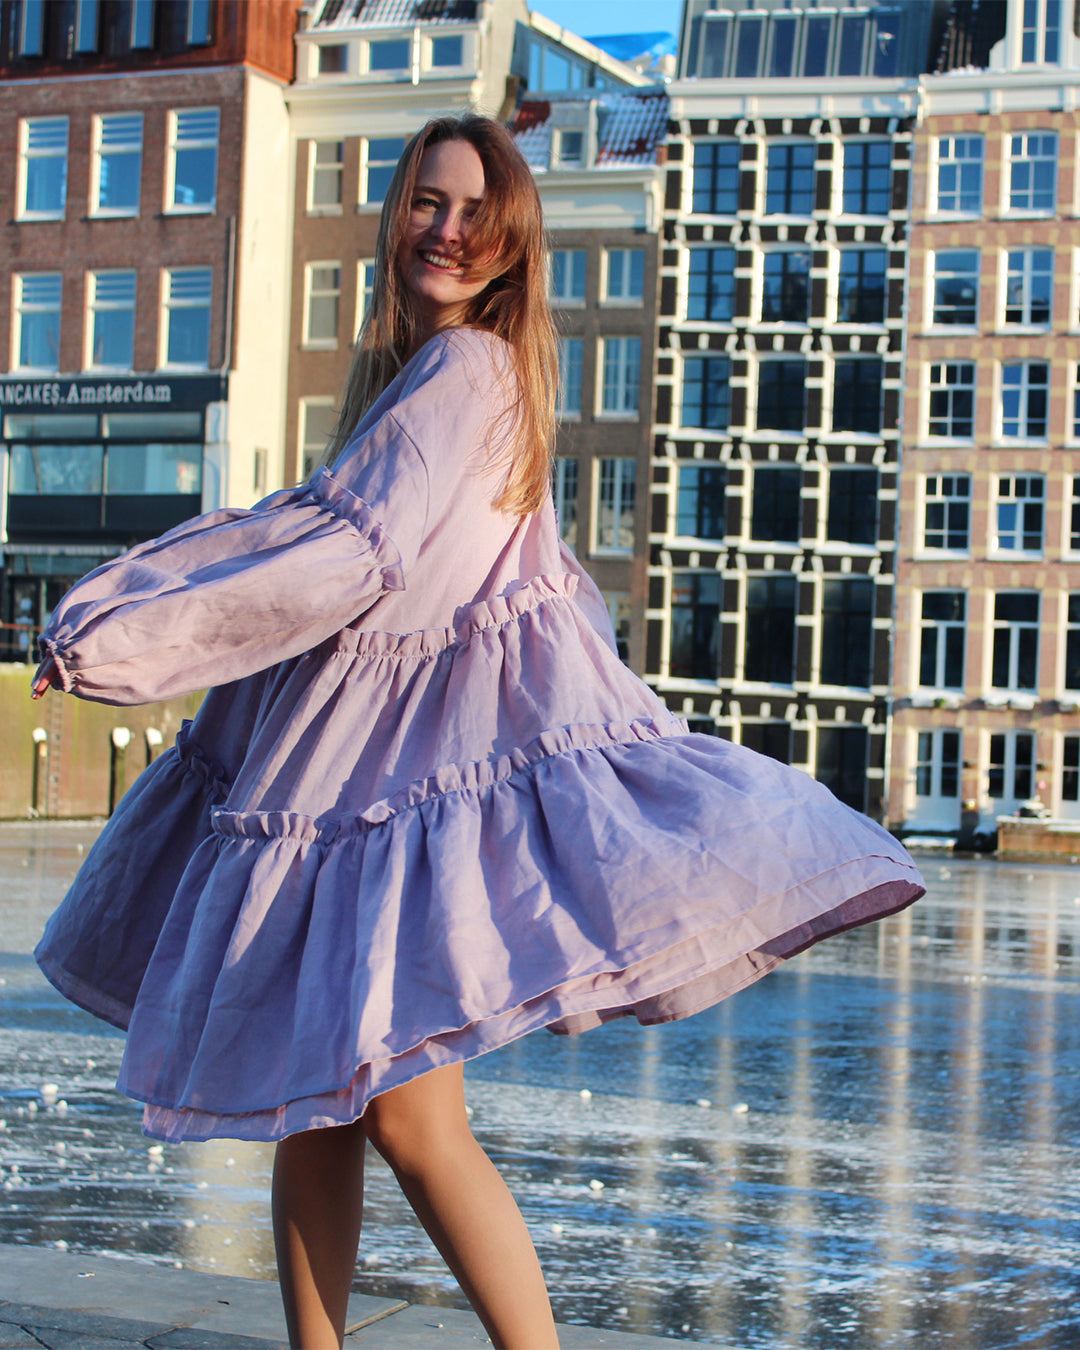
[412,195,439,210]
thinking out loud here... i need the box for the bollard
[145,726,164,767]
[109,726,132,816]
[31,727,48,817]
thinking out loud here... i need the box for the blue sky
[531,0,683,42]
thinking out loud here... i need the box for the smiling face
[396,138,492,344]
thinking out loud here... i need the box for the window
[431,35,463,67]
[603,590,632,662]
[750,466,801,543]
[832,358,882,434]
[681,356,730,431]
[553,129,584,167]
[696,13,731,77]
[599,337,640,416]
[837,250,887,324]
[676,465,726,540]
[1008,132,1056,212]
[594,457,636,554]
[931,250,979,325]
[919,592,965,689]
[1004,248,1053,325]
[692,141,741,215]
[87,271,136,370]
[75,0,99,54]
[309,141,344,210]
[1001,362,1049,439]
[994,474,1044,553]
[550,249,586,305]
[94,113,142,216]
[304,263,341,346]
[741,721,791,763]
[816,726,868,813]
[744,574,796,684]
[826,468,878,545]
[922,474,971,551]
[756,359,806,431]
[130,0,154,47]
[18,0,45,54]
[991,592,1039,690]
[362,137,405,206]
[163,267,212,368]
[1065,594,1080,690]
[604,249,644,303]
[988,732,1035,803]
[769,14,797,76]
[765,142,815,215]
[687,247,736,322]
[670,572,721,679]
[187,0,211,44]
[1063,734,1079,803]
[13,273,62,372]
[299,399,335,479]
[761,250,810,323]
[837,12,867,73]
[19,117,68,219]
[368,38,410,70]
[915,730,961,801]
[553,457,578,545]
[1071,475,1080,550]
[927,362,975,439]
[802,14,832,76]
[557,336,583,418]
[169,108,219,212]
[318,44,347,74]
[820,578,873,687]
[1021,0,1062,63]
[934,135,983,214]
[733,13,764,76]
[843,141,892,215]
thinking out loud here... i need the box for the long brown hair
[324,114,558,516]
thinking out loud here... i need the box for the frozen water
[1,822,1079,1347]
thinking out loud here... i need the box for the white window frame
[166,107,219,214]
[918,591,966,691]
[1006,130,1057,214]
[18,116,69,221]
[592,456,636,556]
[925,361,975,441]
[161,266,212,370]
[299,397,337,479]
[426,32,465,71]
[920,473,971,554]
[1002,246,1054,326]
[360,136,406,208]
[553,455,578,545]
[602,248,645,304]
[987,730,1036,807]
[1068,473,1080,553]
[1019,0,1062,65]
[990,592,1040,692]
[308,140,344,214]
[92,112,143,218]
[597,336,640,418]
[550,249,587,306]
[932,134,983,216]
[552,127,585,168]
[914,728,962,803]
[999,360,1049,441]
[85,269,137,372]
[13,272,63,374]
[557,336,584,419]
[364,34,412,75]
[993,473,1045,555]
[302,261,341,349]
[928,248,979,327]
[355,258,375,339]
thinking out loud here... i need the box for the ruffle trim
[175,720,231,803]
[304,466,405,597]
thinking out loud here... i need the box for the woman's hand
[31,655,59,700]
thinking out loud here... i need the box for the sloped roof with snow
[312,0,477,29]
[511,89,669,170]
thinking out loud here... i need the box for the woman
[32,115,923,1350]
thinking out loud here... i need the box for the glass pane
[10,444,104,494]
[106,444,202,494]
[167,306,211,366]
[431,35,462,66]
[174,145,217,207]
[91,305,135,367]
[104,411,203,439]
[5,414,98,439]
[26,157,66,214]
[369,39,410,70]
[803,15,831,76]
[99,148,141,211]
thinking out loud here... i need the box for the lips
[419,250,464,273]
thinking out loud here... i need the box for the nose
[428,205,464,246]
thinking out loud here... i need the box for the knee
[362,1089,470,1178]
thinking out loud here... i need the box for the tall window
[19,117,68,219]
[761,250,810,322]
[820,578,873,687]
[18,0,45,53]
[750,466,801,543]
[309,141,344,210]
[362,137,406,206]
[994,474,1044,553]
[681,356,730,431]
[87,271,136,370]
[604,249,644,303]
[603,591,632,663]
[131,0,154,47]
[837,250,887,324]
[594,457,636,554]
[916,730,961,803]
[1004,248,1053,325]
[765,142,816,215]
[355,259,374,334]
[94,113,142,216]
[169,108,219,211]
[556,336,583,418]
[826,468,878,545]
[741,721,791,764]
[299,398,335,479]
[756,359,806,431]
[692,141,741,215]
[1001,361,1049,439]
[553,456,578,545]
[991,592,1039,690]
[934,135,983,213]
[843,141,892,215]
[163,267,212,368]
[1071,474,1080,551]
[744,574,796,683]
[919,591,965,689]
[922,474,971,551]
[1065,594,1080,690]
[687,248,736,322]
[303,263,341,346]
[676,465,726,540]
[187,0,212,43]
[816,726,868,813]
[1064,735,1080,804]
[927,362,975,439]
[1021,0,1062,63]
[1008,131,1056,212]
[832,358,882,433]
[931,250,979,325]
[988,732,1035,803]
[75,0,99,50]
[13,273,62,372]
[551,249,586,305]
[670,572,721,679]
[733,12,765,76]
[599,337,640,416]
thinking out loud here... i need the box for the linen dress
[35,327,924,1143]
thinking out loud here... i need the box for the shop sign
[0,374,226,412]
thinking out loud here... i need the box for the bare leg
[272,1117,366,1350]
[364,1064,559,1350]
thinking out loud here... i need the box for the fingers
[31,656,58,700]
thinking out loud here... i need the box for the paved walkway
[0,1243,688,1349]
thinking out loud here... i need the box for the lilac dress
[35,329,924,1142]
